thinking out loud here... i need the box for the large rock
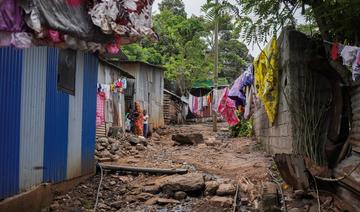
[216,184,236,196]
[209,196,233,207]
[205,181,220,196]
[159,173,204,193]
[129,137,139,146]
[174,191,187,200]
[142,185,160,194]
[172,133,204,145]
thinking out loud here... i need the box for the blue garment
[143,124,148,138]
[228,64,254,107]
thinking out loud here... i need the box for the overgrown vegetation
[230,118,253,138]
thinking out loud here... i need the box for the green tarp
[190,78,229,97]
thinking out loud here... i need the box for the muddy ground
[48,123,348,212]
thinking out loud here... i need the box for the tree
[159,0,187,17]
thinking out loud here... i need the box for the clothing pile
[330,41,360,81]
[0,0,155,53]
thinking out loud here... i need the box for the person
[143,110,149,138]
[133,102,144,136]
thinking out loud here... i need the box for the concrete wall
[253,29,334,155]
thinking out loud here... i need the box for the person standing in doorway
[134,102,144,136]
[143,110,149,138]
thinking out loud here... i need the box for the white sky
[152,0,306,57]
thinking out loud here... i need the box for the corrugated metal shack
[163,89,188,125]
[97,59,135,136]
[117,61,165,129]
[0,46,98,200]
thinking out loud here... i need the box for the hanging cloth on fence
[217,88,239,126]
[212,88,226,112]
[96,92,106,126]
[254,37,279,124]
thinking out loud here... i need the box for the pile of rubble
[94,134,150,162]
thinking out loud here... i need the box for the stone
[136,144,146,151]
[159,173,205,193]
[142,185,160,194]
[157,198,180,205]
[209,196,233,207]
[138,136,148,146]
[110,201,122,209]
[50,201,60,210]
[108,137,117,144]
[129,137,139,146]
[137,193,154,202]
[110,154,120,161]
[174,191,187,200]
[144,197,159,205]
[110,181,116,186]
[288,208,301,212]
[129,149,138,155]
[111,143,119,152]
[98,203,110,209]
[98,137,108,143]
[216,184,236,196]
[172,133,204,145]
[100,149,111,158]
[96,143,105,151]
[205,181,220,196]
[108,127,123,138]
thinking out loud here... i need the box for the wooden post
[213,0,219,132]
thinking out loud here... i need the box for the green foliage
[230,120,253,138]
[159,0,187,17]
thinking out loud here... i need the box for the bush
[230,119,253,137]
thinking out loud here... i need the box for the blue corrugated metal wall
[0,46,98,199]
[82,53,98,175]
[43,48,69,183]
[0,47,23,199]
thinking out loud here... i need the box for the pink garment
[106,43,119,54]
[96,92,106,126]
[193,96,199,114]
[66,0,82,7]
[217,88,239,126]
[48,30,63,43]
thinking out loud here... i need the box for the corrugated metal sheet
[43,48,69,183]
[82,53,98,175]
[67,51,84,179]
[19,47,47,191]
[0,47,23,199]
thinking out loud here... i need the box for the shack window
[58,49,76,95]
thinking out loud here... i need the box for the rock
[98,137,108,143]
[209,196,233,207]
[110,154,120,161]
[108,127,123,138]
[288,208,301,212]
[157,198,180,205]
[98,203,110,209]
[129,137,139,146]
[174,191,187,200]
[129,149,138,155]
[100,149,111,158]
[110,201,122,209]
[96,143,105,151]
[142,185,160,194]
[216,184,236,196]
[108,137,117,144]
[110,181,116,186]
[159,173,205,193]
[136,144,146,151]
[50,201,60,210]
[172,133,204,145]
[138,136,148,146]
[240,197,249,205]
[137,193,154,202]
[205,181,220,196]
[111,143,119,152]
[145,197,159,205]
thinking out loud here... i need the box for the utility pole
[212,0,219,132]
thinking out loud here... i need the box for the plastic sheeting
[28,0,113,43]
[0,0,25,32]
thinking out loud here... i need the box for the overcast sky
[152,0,264,56]
[152,0,306,57]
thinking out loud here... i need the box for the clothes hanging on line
[254,37,279,124]
[96,92,106,127]
[217,88,239,126]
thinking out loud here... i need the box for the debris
[216,184,236,196]
[209,196,234,207]
[98,164,188,175]
[261,182,280,212]
[142,185,160,194]
[136,193,154,202]
[172,133,204,145]
[144,197,159,205]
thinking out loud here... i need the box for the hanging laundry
[102,84,111,99]
[212,88,226,112]
[228,76,246,107]
[341,45,358,66]
[254,37,279,124]
[11,32,32,48]
[48,30,63,43]
[96,92,106,126]
[353,49,360,81]
[0,0,25,32]
[331,42,339,61]
[217,88,239,126]
[121,79,127,89]
[244,86,254,120]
